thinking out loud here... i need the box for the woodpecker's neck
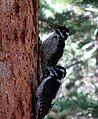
[50,69,59,79]
[56,30,65,39]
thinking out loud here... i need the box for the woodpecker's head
[50,65,66,79]
[49,24,69,40]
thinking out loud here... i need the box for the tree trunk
[0,0,39,119]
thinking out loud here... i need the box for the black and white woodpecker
[36,65,66,119]
[40,25,69,72]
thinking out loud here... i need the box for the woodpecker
[36,65,66,119]
[41,25,69,72]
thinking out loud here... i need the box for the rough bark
[0,0,39,119]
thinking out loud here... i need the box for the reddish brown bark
[0,0,39,119]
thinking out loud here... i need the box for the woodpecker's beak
[49,24,58,30]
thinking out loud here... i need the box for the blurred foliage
[46,93,98,119]
[39,0,98,118]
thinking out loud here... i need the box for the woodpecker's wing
[41,34,59,71]
[37,78,60,118]
[36,76,54,119]
[41,33,65,72]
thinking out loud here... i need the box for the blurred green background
[39,0,98,118]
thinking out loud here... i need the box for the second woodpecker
[41,25,69,72]
[36,65,66,119]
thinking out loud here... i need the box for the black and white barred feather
[36,65,66,119]
[41,25,69,72]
